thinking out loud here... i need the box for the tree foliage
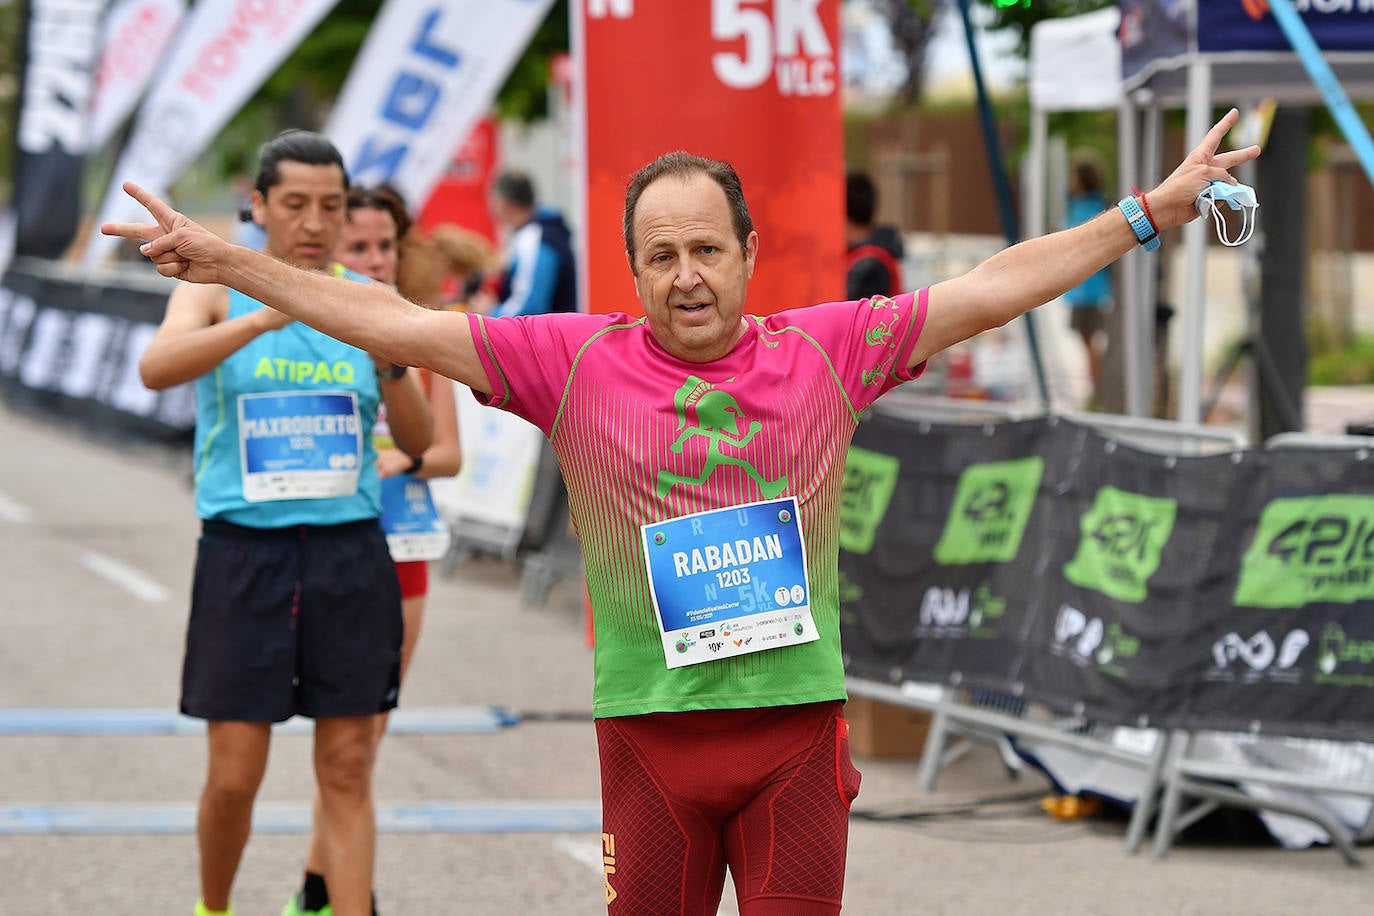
[870,0,949,106]
[0,0,22,203]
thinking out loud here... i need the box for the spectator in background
[845,170,904,300]
[470,170,578,316]
[1063,155,1113,402]
[282,183,463,916]
[429,224,498,309]
[231,173,267,251]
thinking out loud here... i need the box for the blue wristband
[1118,196,1160,251]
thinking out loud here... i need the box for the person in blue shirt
[472,170,578,317]
[138,130,432,916]
[1063,156,1114,402]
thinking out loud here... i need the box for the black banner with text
[12,0,105,259]
[840,412,1374,741]
[0,262,192,443]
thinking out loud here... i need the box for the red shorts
[393,560,428,600]
[595,700,860,916]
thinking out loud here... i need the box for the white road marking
[79,550,169,603]
[0,489,34,524]
[553,835,606,873]
[551,836,740,915]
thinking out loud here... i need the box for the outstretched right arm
[106,183,492,395]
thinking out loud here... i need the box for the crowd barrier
[841,393,1374,862]
[1152,431,1374,864]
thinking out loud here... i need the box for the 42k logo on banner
[1063,487,1177,604]
[1234,495,1374,608]
[933,457,1044,566]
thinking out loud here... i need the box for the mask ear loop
[1219,206,1257,247]
[1210,200,1230,244]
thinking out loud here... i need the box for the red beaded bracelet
[1132,186,1158,232]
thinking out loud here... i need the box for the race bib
[238,391,362,502]
[380,474,452,561]
[641,497,817,669]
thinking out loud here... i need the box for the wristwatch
[1117,196,1160,252]
[378,363,409,381]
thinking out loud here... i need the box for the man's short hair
[622,151,754,269]
[846,172,877,226]
[254,129,349,197]
[493,171,536,209]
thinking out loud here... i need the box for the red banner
[418,117,500,243]
[576,0,843,318]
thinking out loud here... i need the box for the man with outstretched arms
[109,111,1258,916]
[137,130,431,916]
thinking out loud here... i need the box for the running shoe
[281,894,331,916]
[194,902,233,916]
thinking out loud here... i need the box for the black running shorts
[181,518,403,722]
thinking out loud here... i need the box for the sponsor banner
[577,0,844,317]
[1197,0,1374,53]
[1184,445,1374,740]
[1019,422,1226,728]
[88,0,186,152]
[0,263,193,443]
[83,0,340,266]
[325,0,554,210]
[839,412,1053,692]
[840,412,1374,741]
[13,0,106,259]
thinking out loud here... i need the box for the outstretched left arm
[907,108,1261,369]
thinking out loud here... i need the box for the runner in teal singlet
[138,131,432,916]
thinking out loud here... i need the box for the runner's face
[631,173,756,363]
[253,161,347,271]
[334,207,399,285]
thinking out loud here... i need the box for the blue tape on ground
[0,801,602,835]
[0,706,519,737]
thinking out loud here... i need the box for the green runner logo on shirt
[840,446,901,554]
[1234,495,1374,609]
[860,296,903,388]
[1063,486,1177,603]
[656,376,788,499]
[934,457,1044,565]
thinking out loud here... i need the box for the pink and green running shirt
[467,290,927,717]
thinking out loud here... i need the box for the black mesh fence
[840,413,1374,742]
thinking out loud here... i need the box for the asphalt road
[0,400,1366,915]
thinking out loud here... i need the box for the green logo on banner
[1234,495,1374,609]
[1063,486,1177,603]
[840,446,901,554]
[933,457,1044,565]
[1316,623,1374,687]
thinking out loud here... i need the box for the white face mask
[1195,180,1259,247]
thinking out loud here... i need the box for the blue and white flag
[325,0,554,208]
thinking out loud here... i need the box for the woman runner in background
[283,184,462,916]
